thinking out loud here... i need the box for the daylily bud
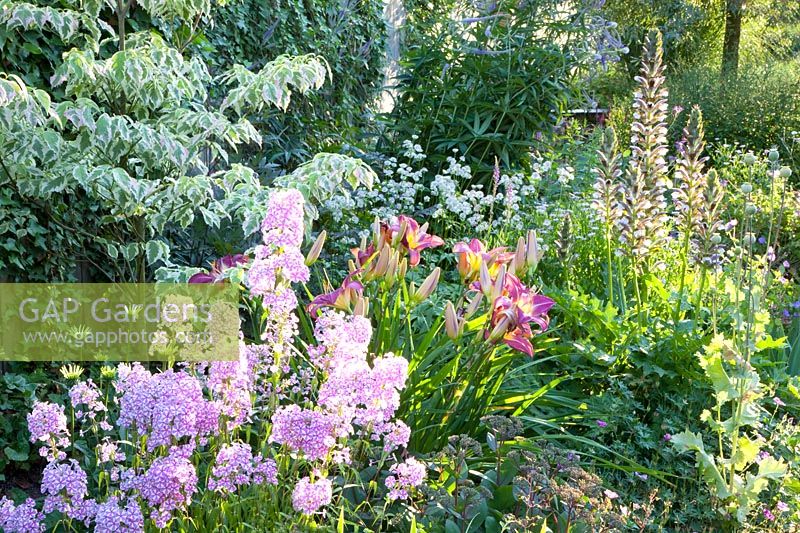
[374,245,391,276]
[398,258,408,281]
[444,301,462,340]
[372,216,383,248]
[353,296,369,317]
[486,314,512,343]
[513,236,526,275]
[305,230,327,266]
[392,219,407,247]
[384,250,400,288]
[413,267,441,304]
[479,261,493,297]
[348,259,357,274]
[465,292,483,318]
[491,264,507,301]
[526,230,541,269]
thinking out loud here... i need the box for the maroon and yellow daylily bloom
[388,215,444,267]
[484,281,554,357]
[188,254,249,283]
[307,273,364,316]
[453,238,515,282]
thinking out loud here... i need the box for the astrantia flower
[385,457,426,500]
[0,497,44,533]
[93,497,143,533]
[41,460,95,523]
[208,442,277,493]
[126,454,197,528]
[291,477,332,515]
[269,405,342,461]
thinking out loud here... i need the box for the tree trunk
[722,0,745,77]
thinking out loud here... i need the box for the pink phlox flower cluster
[269,405,347,461]
[117,369,220,451]
[27,401,69,462]
[291,476,333,515]
[207,354,253,428]
[0,497,44,533]
[124,454,197,529]
[261,189,305,249]
[385,457,426,501]
[41,460,96,523]
[247,189,309,303]
[310,310,372,369]
[318,354,408,426]
[97,439,125,464]
[373,421,411,453]
[93,496,143,533]
[68,380,106,422]
[207,442,278,493]
[114,363,151,395]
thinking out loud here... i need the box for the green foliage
[203,0,387,167]
[669,61,800,157]
[386,0,601,181]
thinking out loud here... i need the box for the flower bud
[513,236,526,276]
[740,182,753,194]
[768,149,780,162]
[392,219,407,247]
[305,230,327,266]
[413,267,441,304]
[486,314,512,344]
[372,216,384,246]
[465,292,483,318]
[398,258,408,281]
[779,166,792,179]
[444,301,462,340]
[353,296,369,317]
[348,259,357,273]
[743,153,757,165]
[525,230,541,269]
[491,265,507,301]
[479,261,493,298]
[384,250,400,288]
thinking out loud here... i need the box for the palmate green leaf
[671,430,731,499]
[219,54,329,114]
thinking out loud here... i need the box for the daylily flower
[485,284,554,357]
[307,274,364,316]
[388,215,444,267]
[189,254,249,283]
[453,239,515,282]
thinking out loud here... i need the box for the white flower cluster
[319,139,551,235]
